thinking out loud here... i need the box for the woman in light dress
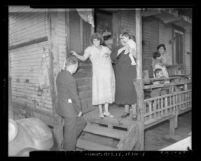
[71,33,115,118]
[152,44,169,78]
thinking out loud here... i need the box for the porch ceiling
[142,8,191,26]
[155,12,191,30]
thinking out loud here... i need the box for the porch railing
[144,87,191,126]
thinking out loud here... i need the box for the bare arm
[71,50,90,61]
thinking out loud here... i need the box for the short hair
[65,55,78,67]
[121,32,131,39]
[157,44,166,51]
[154,68,163,76]
[90,33,103,44]
[153,52,161,59]
[103,35,112,41]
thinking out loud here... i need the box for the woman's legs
[125,105,130,113]
[98,104,104,118]
[103,103,113,118]
[104,103,109,113]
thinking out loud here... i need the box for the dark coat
[56,70,81,118]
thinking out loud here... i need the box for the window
[173,30,184,65]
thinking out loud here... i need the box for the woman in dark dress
[113,33,137,119]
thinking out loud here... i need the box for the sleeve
[83,47,91,59]
[105,47,112,54]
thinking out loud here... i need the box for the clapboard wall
[142,17,159,77]
[120,10,136,36]
[9,10,67,115]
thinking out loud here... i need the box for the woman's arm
[117,46,126,56]
[71,50,90,61]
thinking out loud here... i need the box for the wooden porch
[75,77,191,151]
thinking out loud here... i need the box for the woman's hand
[71,50,77,57]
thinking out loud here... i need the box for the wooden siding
[9,41,52,112]
[9,11,53,114]
[9,12,48,46]
[142,17,159,77]
[120,10,136,36]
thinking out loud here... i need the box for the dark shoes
[121,112,130,118]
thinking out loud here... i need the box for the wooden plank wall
[9,10,67,116]
[9,12,47,46]
[142,17,159,77]
[119,10,136,36]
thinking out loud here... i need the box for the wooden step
[83,123,127,140]
[76,138,118,151]
[88,118,129,130]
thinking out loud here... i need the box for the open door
[68,9,93,114]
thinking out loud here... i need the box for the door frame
[172,28,185,66]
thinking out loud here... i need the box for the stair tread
[76,138,118,151]
[83,123,127,139]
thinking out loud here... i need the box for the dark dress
[112,48,137,105]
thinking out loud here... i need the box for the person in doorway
[71,33,115,118]
[113,33,137,120]
[55,55,87,151]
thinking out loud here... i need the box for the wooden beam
[142,9,161,17]
[135,9,144,150]
[76,138,117,151]
[83,123,127,139]
[9,77,13,119]
[46,10,57,115]
[163,17,182,24]
[65,9,70,56]
[9,36,48,50]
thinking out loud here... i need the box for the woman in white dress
[71,33,115,118]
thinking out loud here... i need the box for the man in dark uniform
[56,55,87,151]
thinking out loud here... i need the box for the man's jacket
[56,70,81,118]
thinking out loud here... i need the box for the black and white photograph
[8,6,192,156]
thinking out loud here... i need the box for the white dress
[84,45,115,105]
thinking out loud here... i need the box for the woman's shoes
[121,112,130,118]
[103,112,114,118]
[99,113,104,118]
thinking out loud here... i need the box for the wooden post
[135,8,144,150]
[65,9,70,56]
[46,10,57,114]
[46,10,64,149]
[9,77,14,119]
[91,9,95,35]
